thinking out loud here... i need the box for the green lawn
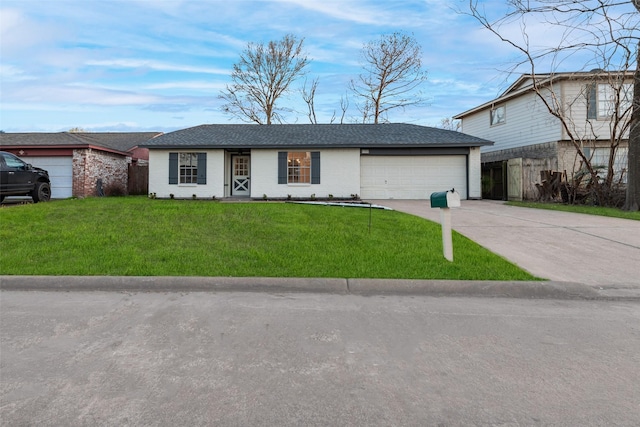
[0,197,537,280]
[506,201,640,221]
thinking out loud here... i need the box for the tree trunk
[624,39,640,211]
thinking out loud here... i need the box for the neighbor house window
[598,83,632,118]
[168,152,207,185]
[490,105,506,126]
[278,151,320,184]
[587,147,628,184]
[588,83,633,119]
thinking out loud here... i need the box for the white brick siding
[250,148,361,199]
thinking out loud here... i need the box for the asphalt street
[1,291,639,426]
[2,200,640,425]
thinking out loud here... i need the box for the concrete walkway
[369,200,640,289]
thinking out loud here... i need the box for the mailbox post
[430,189,461,262]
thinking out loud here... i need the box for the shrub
[104,182,126,197]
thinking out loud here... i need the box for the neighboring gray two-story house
[454,71,633,200]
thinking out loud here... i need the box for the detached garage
[141,124,492,200]
[0,132,161,199]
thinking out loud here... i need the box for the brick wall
[72,149,130,197]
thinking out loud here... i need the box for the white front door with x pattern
[232,156,250,196]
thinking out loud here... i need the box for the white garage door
[21,156,73,199]
[360,155,467,199]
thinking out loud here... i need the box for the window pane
[598,83,632,118]
[179,153,198,184]
[287,152,311,183]
[490,106,505,125]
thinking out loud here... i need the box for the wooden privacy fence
[128,164,149,195]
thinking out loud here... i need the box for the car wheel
[31,182,51,203]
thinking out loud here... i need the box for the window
[588,83,633,119]
[179,153,198,184]
[168,152,207,185]
[278,151,320,184]
[1,152,27,169]
[287,152,311,183]
[597,83,632,118]
[490,105,505,126]
[588,147,628,184]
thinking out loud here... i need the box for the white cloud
[85,59,229,75]
[143,81,227,91]
[0,64,36,82]
[4,83,159,106]
[272,0,385,25]
[0,7,65,55]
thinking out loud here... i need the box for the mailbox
[430,189,460,208]
[429,189,460,262]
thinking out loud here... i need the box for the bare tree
[468,0,639,209]
[349,32,428,124]
[302,78,351,124]
[301,77,319,124]
[628,0,640,210]
[219,34,309,125]
[335,94,350,124]
[438,118,461,132]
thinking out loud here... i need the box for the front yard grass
[0,197,537,280]
[506,201,640,221]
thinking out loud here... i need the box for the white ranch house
[141,123,492,200]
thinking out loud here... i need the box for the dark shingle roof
[140,124,492,149]
[0,132,162,153]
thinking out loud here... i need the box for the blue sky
[1,0,631,133]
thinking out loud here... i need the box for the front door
[232,155,250,196]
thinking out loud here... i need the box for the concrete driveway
[369,200,640,288]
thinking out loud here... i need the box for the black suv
[0,151,51,203]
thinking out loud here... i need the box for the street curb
[2,275,638,301]
[347,278,604,299]
[0,276,348,294]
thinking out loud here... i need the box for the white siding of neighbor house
[250,148,361,199]
[148,149,225,198]
[468,146,481,198]
[460,79,632,153]
[561,79,631,141]
[461,90,562,153]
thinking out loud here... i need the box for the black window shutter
[197,153,207,184]
[587,84,597,119]
[278,152,287,184]
[311,152,320,184]
[169,153,178,184]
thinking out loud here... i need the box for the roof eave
[454,70,635,119]
[142,142,493,149]
[0,143,131,157]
